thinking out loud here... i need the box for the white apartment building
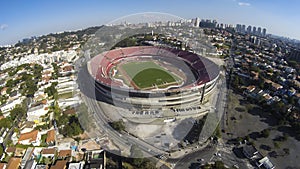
[0,97,23,117]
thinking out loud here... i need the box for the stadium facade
[87,46,220,112]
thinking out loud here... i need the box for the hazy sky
[0,0,299,45]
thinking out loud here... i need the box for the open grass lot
[120,61,181,89]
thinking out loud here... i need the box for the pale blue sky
[0,0,299,45]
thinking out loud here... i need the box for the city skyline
[1,0,300,45]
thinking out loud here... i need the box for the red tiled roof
[0,163,7,169]
[58,150,72,157]
[46,130,55,143]
[18,130,38,143]
[42,148,56,155]
[6,147,16,153]
[7,157,21,169]
[50,160,67,169]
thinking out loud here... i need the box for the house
[20,121,36,134]
[18,130,41,146]
[14,147,26,157]
[245,85,256,93]
[7,157,22,169]
[68,162,85,169]
[84,149,105,169]
[5,147,16,156]
[58,149,72,159]
[11,133,19,145]
[50,160,67,169]
[41,148,56,158]
[0,163,7,169]
[27,104,49,124]
[0,97,23,117]
[242,145,262,160]
[256,156,275,169]
[9,91,20,99]
[250,71,259,80]
[263,93,273,103]
[271,82,282,91]
[33,94,47,103]
[57,96,81,109]
[46,129,56,146]
[0,87,8,95]
[63,108,76,116]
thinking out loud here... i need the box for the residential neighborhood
[0,16,299,169]
[0,28,107,169]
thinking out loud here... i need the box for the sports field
[120,61,181,89]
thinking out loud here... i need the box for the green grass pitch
[120,61,180,89]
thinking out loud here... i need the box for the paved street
[168,144,217,169]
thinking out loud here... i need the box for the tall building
[219,23,224,29]
[247,25,252,34]
[195,17,200,27]
[252,26,257,35]
[257,27,262,36]
[199,19,217,28]
[242,25,246,33]
[262,28,267,37]
[236,24,242,32]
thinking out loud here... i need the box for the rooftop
[41,148,56,155]
[58,149,72,157]
[7,157,22,169]
[0,163,7,169]
[46,129,56,143]
[15,147,26,157]
[6,147,16,153]
[243,144,258,156]
[18,130,39,142]
[50,160,67,169]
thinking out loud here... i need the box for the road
[168,144,217,169]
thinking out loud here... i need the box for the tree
[288,60,298,68]
[0,145,3,156]
[261,129,270,138]
[110,120,125,132]
[283,148,290,155]
[214,161,227,169]
[232,76,240,89]
[45,82,58,98]
[214,124,222,138]
[0,118,12,128]
[10,106,26,121]
[130,145,144,167]
[141,159,156,169]
[58,115,83,137]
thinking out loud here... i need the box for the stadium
[87,46,220,114]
